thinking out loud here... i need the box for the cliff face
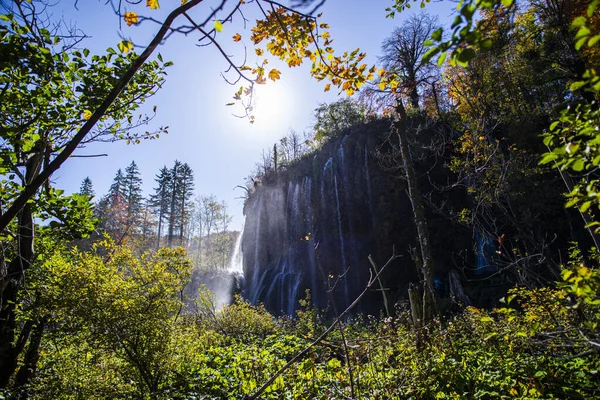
[241,119,471,315]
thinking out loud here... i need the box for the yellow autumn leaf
[214,20,223,32]
[233,33,242,42]
[255,48,264,56]
[124,12,138,27]
[83,110,92,120]
[181,0,188,4]
[118,40,134,54]
[146,0,159,9]
[268,69,281,81]
[324,83,331,92]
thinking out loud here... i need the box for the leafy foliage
[19,257,600,399]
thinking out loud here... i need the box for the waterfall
[333,173,349,303]
[228,228,244,274]
[239,122,476,316]
[248,196,263,304]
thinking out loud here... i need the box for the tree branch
[0,0,206,233]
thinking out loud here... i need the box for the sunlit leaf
[214,20,223,32]
[146,0,159,9]
[233,33,242,42]
[118,40,134,54]
[268,69,281,81]
[124,12,138,27]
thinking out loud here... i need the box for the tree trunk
[0,205,34,388]
[393,100,436,323]
[409,86,420,110]
[408,282,423,329]
[14,317,45,399]
[156,207,163,250]
[167,177,177,248]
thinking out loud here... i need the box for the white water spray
[228,227,244,275]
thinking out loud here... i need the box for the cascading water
[240,121,469,315]
[228,227,244,274]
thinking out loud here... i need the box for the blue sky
[54,0,456,230]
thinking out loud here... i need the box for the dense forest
[1,0,600,399]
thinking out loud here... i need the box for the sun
[251,83,287,126]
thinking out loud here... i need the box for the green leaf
[479,38,493,50]
[588,35,600,47]
[579,201,592,213]
[480,316,494,323]
[431,28,443,41]
[549,121,560,131]
[451,15,462,29]
[214,20,223,32]
[460,4,476,20]
[570,80,586,91]
[572,159,585,171]
[572,16,587,28]
[576,26,591,39]
[457,48,476,65]
[539,152,558,164]
[437,52,447,67]
[534,371,547,379]
[501,0,514,6]
[588,0,598,17]
[423,47,440,63]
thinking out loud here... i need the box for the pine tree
[79,177,95,198]
[150,166,172,249]
[101,168,130,240]
[177,163,195,244]
[123,161,144,229]
[108,168,125,198]
[167,160,182,247]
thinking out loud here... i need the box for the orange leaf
[255,48,264,56]
[324,83,331,92]
[233,33,242,42]
[146,0,159,9]
[268,68,281,81]
[124,12,138,27]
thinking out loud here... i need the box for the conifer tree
[123,161,144,229]
[108,168,125,199]
[79,177,95,198]
[99,168,129,239]
[177,163,195,244]
[167,160,182,247]
[150,166,172,249]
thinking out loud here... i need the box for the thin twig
[244,250,401,400]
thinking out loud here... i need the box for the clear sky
[54,0,457,230]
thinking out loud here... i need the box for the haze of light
[54,0,457,230]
